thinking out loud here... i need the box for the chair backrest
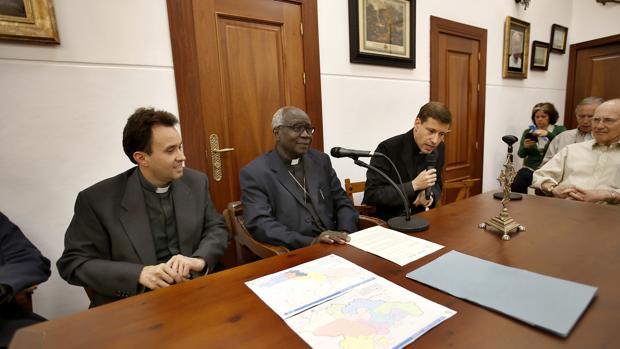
[439,178,480,206]
[344,178,376,216]
[226,201,290,265]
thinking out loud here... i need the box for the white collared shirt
[533,139,620,195]
[542,128,593,165]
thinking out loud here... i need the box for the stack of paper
[247,254,456,348]
[348,226,444,266]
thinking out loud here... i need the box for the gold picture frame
[502,16,529,79]
[0,0,60,44]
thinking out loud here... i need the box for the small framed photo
[348,0,416,69]
[0,0,60,44]
[530,41,550,71]
[502,16,530,79]
[550,24,568,53]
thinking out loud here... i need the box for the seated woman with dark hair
[512,102,566,194]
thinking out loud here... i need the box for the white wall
[319,0,579,194]
[1,0,618,320]
[570,0,620,43]
[0,0,177,318]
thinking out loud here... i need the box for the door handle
[212,148,235,153]
[209,134,234,182]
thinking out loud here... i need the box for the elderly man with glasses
[239,106,358,250]
[533,98,620,204]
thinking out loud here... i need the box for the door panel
[565,35,620,130]
[216,14,306,207]
[431,16,486,205]
[168,0,320,212]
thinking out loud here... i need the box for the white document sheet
[348,226,444,266]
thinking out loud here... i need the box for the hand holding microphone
[411,169,437,192]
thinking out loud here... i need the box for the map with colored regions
[246,254,456,348]
[285,278,456,349]
[246,254,377,318]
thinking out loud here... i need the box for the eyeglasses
[280,123,316,135]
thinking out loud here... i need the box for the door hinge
[475,141,479,150]
[478,52,481,61]
[477,83,480,92]
[300,23,303,36]
[303,72,306,85]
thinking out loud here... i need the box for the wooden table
[11,193,620,349]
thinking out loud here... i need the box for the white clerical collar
[156,186,170,194]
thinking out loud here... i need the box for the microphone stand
[353,158,429,233]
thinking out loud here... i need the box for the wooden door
[430,16,486,204]
[167,0,323,212]
[565,34,620,130]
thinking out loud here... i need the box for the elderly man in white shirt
[533,98,620,204]
[542,96,603,165]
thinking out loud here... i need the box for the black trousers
[511,168,533,194]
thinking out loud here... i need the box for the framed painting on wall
[348,0,415,68]
[550,24,568,53]
[530,41,550,71]
[502,16,530,79]
[0,0,60,43]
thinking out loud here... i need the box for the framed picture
[530,41,550,71]
[0,0,59,44]
[348,0,415,69]
[502,16,530,79]
[550,24,568,53]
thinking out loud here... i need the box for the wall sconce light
[515,0,531,10]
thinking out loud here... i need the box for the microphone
[425,151,438,200]
[330,147,375,158]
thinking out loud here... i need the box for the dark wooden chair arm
[358,215,388,229]
[227,201,290,265]
[14,285,37,312]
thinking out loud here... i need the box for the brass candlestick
[479,136,525,240]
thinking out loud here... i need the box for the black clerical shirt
[138,170,180,263]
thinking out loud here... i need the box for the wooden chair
[226,201,387,265]
[344,178,376,216]
[439,178,480,206]
[226,201,290,265]
[14,285,36,312]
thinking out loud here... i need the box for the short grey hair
[272,108,286,129]
[575,96,604,113]
[271,106,308,129]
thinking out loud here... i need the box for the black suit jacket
[363,129,445,221]
[57,167,228,307]
[240,149,358,250]
[0,212,50,347]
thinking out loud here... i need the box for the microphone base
[388,215,430,233]
[492,192,523,200]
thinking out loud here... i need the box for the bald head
[592,98,620,146]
